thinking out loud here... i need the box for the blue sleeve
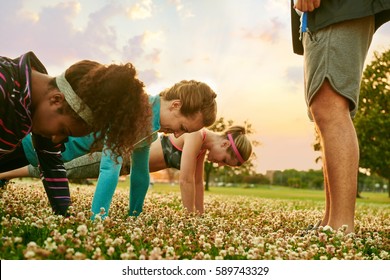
[90,149,122,219]
[129,145,150,216]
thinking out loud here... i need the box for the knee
[309,82,351,128]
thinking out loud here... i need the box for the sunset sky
[2,0,389,173]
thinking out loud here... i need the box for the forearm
[129,146,150,216]
[194,182,204,214]
[179,179,195,212]
[91,152,121,218]
[37,150,70,216]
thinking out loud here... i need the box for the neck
[30,70,51,111]
[203,129,220,151]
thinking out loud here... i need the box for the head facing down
[159,80,217,137]
[207,126,252,167]
[34,60,151,158]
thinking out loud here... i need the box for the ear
[49,91,65,107]
[169,99,182,111]
[221,139,231,149]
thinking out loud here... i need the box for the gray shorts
[303,16,375,120]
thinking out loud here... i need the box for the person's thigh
[304,16,374,120]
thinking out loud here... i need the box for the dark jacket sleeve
[291,0,304,55]
[375,9,390,31]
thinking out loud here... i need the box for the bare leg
[320,151,330,226]
[310,79,358,233]
[0,166,30,180]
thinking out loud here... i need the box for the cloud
[285,66,303,84]
[241,17,285,44]
[168,0,194,18]
[145,48,162,63]
[138,69,160,85]
[0,1,125,68]
[126,0,153,20]
[123,35,145,61]
[122,33,162,65]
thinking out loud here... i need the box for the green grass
[14,177,389,205]
[115,178,390,205]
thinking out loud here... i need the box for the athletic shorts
[303,16,375,120]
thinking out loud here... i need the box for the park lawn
[115,178,389,205]
[1,179,389,260]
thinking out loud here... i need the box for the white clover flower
[318,232,328,242]
[150,247,163,260]
[74,252,86,260]
[14,237,22,243]
[27,241,37,248]
[44,237,57,251]
[94,214,102,222]
[323,225,334,232]
[66,248,75,254]
[203,243,211,251]
[379,250,389,259]
[77,224,88,236]
[93,247,102,259]
[152,237,161,246]
[184,236,191,245]
[105,238,113,247]
[166,246,175,255]
[24,250,36,259]
[326,245,335,255]
[215,237,223,248]
[107,246,115,256]
[121,253,130,260]
[127,245,135,253]
[227,247,235,255]
[340,224,348,232]
[113,237,123,246]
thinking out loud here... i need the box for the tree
[354,49,390,197]
[204,117,259,191]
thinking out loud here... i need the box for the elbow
[179,177,193,187]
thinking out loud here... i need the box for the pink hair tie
[227,133,245,164]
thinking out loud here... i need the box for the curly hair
[222,126,252,165]
[160,80,217,127]
[59,60,152,158]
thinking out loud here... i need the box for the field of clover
[1,181,389,260]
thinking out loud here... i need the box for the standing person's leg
[303,16,374,233]
[310,80,358,232]
[320,157,330,226]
